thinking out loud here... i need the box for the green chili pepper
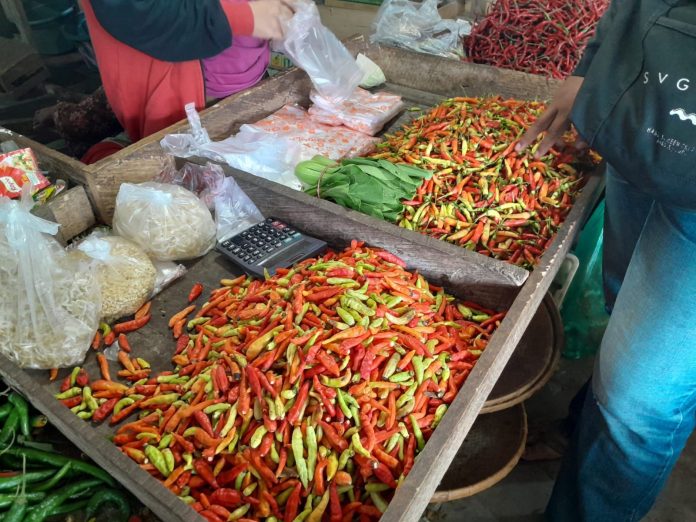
[54,387,82,400]
[351,433,371,458]
[410,414,425,451]
[0,470,54,491]
[250,426,268,449]
[32,462,72,492]
[383,353,401,379]
[144,445,170,477]
[389,371,412,383]
[234,471,246,491]
[306,425,317,479]
[292,426,309,489]
[0,409,19,445]
[24,479,102,522]
[432,404,448,428]
[242,482,257,496]
[8,393,30,439]
[336,307,356,326]
[228,504,251,520]
[162,448,175,475]
[0,492,45,509]
[84,488,131,522]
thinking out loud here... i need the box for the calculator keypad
[219,218,302,264]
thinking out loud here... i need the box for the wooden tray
[481,293,563,413]
[431,403,527,503]
[0,148,594,522]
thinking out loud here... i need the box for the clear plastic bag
[214,176,264,241]
[151,261,188,298]
[72,231,156,323]
[244,105,379,160]
[0,189,100,369]
[158,161,264,241]
[371,0,471,60]
[161,104,304,190]
[113,182,216,261]
[276,0,362,102]
[308,88,404,136]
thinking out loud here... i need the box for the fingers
[535,116,569,158]
[515,108,556,152]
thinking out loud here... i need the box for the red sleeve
[221,1,254,37]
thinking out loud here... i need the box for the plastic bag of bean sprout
[308,88,405,135]
[113,182,216,261]
[71,231,156,322]
[0,188,100,369]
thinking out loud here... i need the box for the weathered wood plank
[0,126,88,184]
[31,185,95,245]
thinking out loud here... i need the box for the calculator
[216,217,328,279]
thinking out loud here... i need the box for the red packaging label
[0,148,50,198]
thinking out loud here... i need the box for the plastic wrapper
[113,182,216,261]
[0,189,100,369]
[308,88,404,136]
[161,104,303,190]
[276,0,362,101]
[357,54,387,88]
[151,261,188,298]
[0,148,50,198]
[71,231,156,322]
[371,0,471,60]
[244,104,379,160]
[158,161,264,241]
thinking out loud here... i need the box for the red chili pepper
[287,381,310,426]
[209,488,242,508]
[93,398,119,423]
[284,482,302,522]
[188,283,204,302]
[193,459,219,488]
[113,314,151,334]
[75,368,90,388]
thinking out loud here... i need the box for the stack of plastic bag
[243,104,379,160]
[0,189,100,369]
[308,88,404,136]
[371,0,471,60]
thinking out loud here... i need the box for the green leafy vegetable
[295,156,432,222]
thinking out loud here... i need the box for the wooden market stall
[0,35,602,522]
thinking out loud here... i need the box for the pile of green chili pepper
[91,242,503,522]
[0,383,133,522]
[372,96,599,269]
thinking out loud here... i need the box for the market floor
[423,356,696,522]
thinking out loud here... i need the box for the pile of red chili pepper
[465,0,610,79]
[372,96,598,269]
[70,243,504,522]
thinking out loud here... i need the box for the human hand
[249,0,295,40]
[516,75,585,158]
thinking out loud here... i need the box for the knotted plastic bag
[113,182,216,261]
[0,189,100,369]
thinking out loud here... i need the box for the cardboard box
[318,4,377,40]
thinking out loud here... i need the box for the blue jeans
[547,165,696,521]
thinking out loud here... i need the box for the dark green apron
[572,0,696,210]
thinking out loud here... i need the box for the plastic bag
[161,104,303,190]
[356,54,386,88]
[308,88,404,136]
[0,189,100,369]
[72,231,156,322]
[276,0,362,101]
[244,105,379,160]
[562,199,609,359]
[371,0,471,60]
[158,161,264,241]
[215,176,264,241]
[151,261,188,298]
[113,182,216,261]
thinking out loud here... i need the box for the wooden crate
[0,128,96,240]
[0,155,593,522]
